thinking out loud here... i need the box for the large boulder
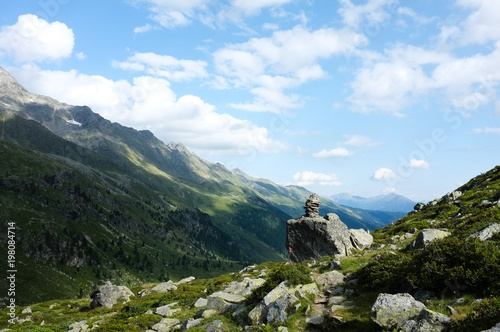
[407,229,451,250]
[371,293,425,330]
[349,228,373,250]
[286,213,354,262]
[402,308,452,332]
[89,281,134,309]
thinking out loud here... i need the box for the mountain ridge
[330,192,417,213]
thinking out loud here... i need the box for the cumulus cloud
[338,0,398,29]
[133,0,210,28]
[372,167,397,181]
[213,25,367,112]
[452,0,500,46]
[0,14,74,63]
[312,148,352,158]
[9,66,287,155]
[112,52,208,81]
[349,43,500,115]
[409,159,430,169]
[293,171,342,187]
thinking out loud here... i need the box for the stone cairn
[304,193,321,217]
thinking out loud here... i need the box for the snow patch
[66,119,82,126]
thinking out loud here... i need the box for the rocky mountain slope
[330,192,416,213]
[0,66,400,306]
[1,165,499,331]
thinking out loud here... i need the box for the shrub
[455,297,500,331]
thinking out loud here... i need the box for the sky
[0,0,499,202]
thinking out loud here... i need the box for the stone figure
[304,193,321,217]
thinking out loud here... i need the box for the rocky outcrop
[89,281,134,309]
[287,213,354,262]
[349,228,373,250]
[371,293,451,331]
[406,229,451,250]
[467,223,500,241]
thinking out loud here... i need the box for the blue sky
[0,0,499,202]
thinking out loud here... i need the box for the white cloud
[473,127,500,135]
[0,14,74,63]
[75,52,86,60]
[313,148,352,158]
[9,66,287,155]
[134,24,154,34]
[409,159,430,169]
[213,25,367,112]
[343,135,381,147]
[112,52,208,81]
[454,0,500,46]
[349,43,500,115]
[372,167,397,181]
[232,0,294,16]
[293,171,342,187]
[133,0,210,28]
[338,0,398,29]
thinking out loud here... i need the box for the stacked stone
[304,193,321,217]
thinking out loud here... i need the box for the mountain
[0,66,398,305]
[330,192,417,213]
[1,165,499,331]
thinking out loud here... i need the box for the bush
[455,297,500,331]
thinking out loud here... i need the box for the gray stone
[482,322,500,332]
[181,318,203,331]
[204,320,225,332]
[371,293,426,330]
[202,309,217,318]
[328,296,345,306]
[152,318,181,332]
[304,193,321,217]
[407,229,451,250]
[156,302,180,317]
[314,271,345,291]
[267,292,299,324]
[89,281,134,309]
[68,320,89,332]
[286,213,354,262]
[444,191,462,203]
[402,308,452,332]
[349,228,373,250]
[150,281,178,293]
[414,203,426,211]
[175,276,195,285]
[467,223,500,241]
[194,297,208,308]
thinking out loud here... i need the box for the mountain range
[0,66,402,305]
[330,192,417,213]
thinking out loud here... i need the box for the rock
[467,223,500,241]
[222,277,266,296]
[267,292,299,324]
[277,327,289,332]
[407,229,451,250]
[207,291,244,313]
[175,276,195,285]
[314,271,345,291]
[402,308,452,332]
[68,320,89,332]
[181,318,203,331]
[89,281,134,309]
[194,297,208,308]
[328,296,345,306]
[152,318,181,332]
[446,305,458,316]
[444,191,462,203]
[21,307,32,314]
[349,228,373,250]
[204,320,225,332]
[202,309,217,319]
[414,202,426,212]
[304,193,321,217]
[371,293,426,330]
[482,322,500,332]
[156,302,180,317]
[150,281,178,294]
[287,213,354,262]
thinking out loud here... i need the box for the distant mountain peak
[331,192,416,213]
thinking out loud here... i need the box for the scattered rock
[68,320,89,332]
[156,302,180,317]
[328,296,345,306]
[402,308,452,332]
[204,320,225,332]
[371,293,426,330]
[89,281,134,309]
[407,229,451,250]
[467,223,500,241]
[414,202,426,212]
[175,276,195,285]
[194,297,208,308]
[149,281,178,294]
[314,271,345,291]
[181,318,203,331]
[152,318,181,332]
